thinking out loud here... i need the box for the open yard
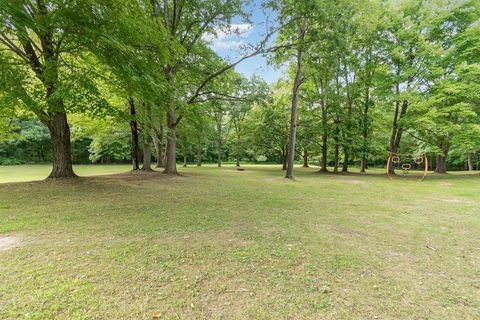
[0,165,479,319]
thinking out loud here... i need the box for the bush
[0,157,24,165]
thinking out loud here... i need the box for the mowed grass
[0,165,479,319]
[0,164,132,183]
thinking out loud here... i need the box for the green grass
[0,164,479,319]
[0,164,132,183]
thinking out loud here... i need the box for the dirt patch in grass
[344,179,363,185]
[0,235,21,251]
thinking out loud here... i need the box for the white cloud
[203,23,253,51]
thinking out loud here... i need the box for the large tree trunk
[129,98,140,171]
[164,111,178,174]
[46,112,76,179]
[467,153,474,171]
[154,125,165,168]
[435,144,448,174]
[435,155,447,173]
[302,149,309,168]
[142,137,153,171]
[285,27,304,179]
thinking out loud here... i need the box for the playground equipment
[387,153,428,180]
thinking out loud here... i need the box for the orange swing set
[386,152,428,181]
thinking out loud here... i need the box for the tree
[0,0,170,178]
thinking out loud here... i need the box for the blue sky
[203,1,284,84]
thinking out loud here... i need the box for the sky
[202,1,284,84]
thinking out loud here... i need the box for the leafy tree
[0,0,170,178]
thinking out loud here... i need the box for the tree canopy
[1,0,479,176]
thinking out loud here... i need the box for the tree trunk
[360,92,370,173]
[435,144,448,174]
[388,101,408,174]
[302,149,309,168]
[164,111,178,174]
[342,65,353,174]
[285,25,304,179]
[360,157,368,173]
[435,154,447,173]
[216,119,222,168]
[319,87,328,173]
[183,154,187,167]
[154,125,165,168]
[467,153,474,171]
[46,112,76,179]
[142,137,153,171]
[129,98,140,171]
[236,134,241,167]
[319,135,328,173]
[197,147,202,167]
[282,148,287,171]
[333,141,340,174]
[236,153,240,167]
[342,151,349,173]
[388,66,409,175]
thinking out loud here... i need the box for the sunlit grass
[0,165,479,319]
[0,164,131,183]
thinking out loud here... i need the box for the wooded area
[1,0,480,178]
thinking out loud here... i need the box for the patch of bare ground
[0,235,21,252]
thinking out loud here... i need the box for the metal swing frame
[386,153,428,181]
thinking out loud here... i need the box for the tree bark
[302,149,309,168]
[360,89,370,173]
[129,98,140,171]
[154,125,165,168]
[235,132,241,167]
[196,147,202,167]
[216,116,222,168]
[319,83,328,173]
[435,144,448,174]
[164,111,178,174]
[388,64,410,175]
[236,153,240,167]
[183,154,187,167]
[142,137,153,171]
[46,112,76,179]
[467,153,474,171]
[333,139,340,174]
[282,147,287,171]
[285,26,304,179]
[319,134,328,173]
[360,157,368,173]
[342,151,349,173]
[342,63,354,173]
[388,100,408,174]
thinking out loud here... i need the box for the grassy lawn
[0,164,132,183]
[0,165,479,319]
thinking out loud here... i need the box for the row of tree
[1,0,479,178]
[277,0,480,177]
